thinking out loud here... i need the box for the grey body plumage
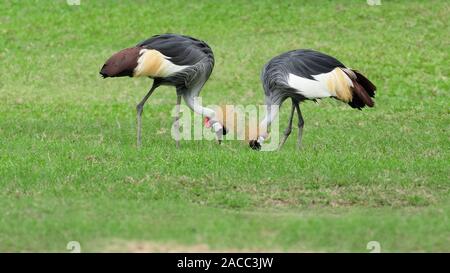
[100,34,224,148]
[137,34,215,91]
[262,49,347,105]
[250,49,376,150]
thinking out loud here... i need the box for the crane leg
[173,95,182,149]
[278,100,295,151]
[294,102,304,150]
[136,83,157,148]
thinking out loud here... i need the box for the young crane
[99,34,226,148]
[249,49,376,150]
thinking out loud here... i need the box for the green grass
[0,0,449,252]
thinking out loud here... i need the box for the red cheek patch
[204,117,211,128]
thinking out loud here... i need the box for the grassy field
[0,0,449,252]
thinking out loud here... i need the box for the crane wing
[285,49,346,80]
[136,34,212,66]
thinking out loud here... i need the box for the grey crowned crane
[249,49,376,150]
[99,34,226,148]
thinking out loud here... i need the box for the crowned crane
[99,34,226,148]
[249,49,376,150]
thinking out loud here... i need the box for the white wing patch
[287,73,332,99]
[287,68,354,102]
[160,58,191,77]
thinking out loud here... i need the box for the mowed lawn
[0,0,449,252]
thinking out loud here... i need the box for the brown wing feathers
[343,69,376,109]
[353,80,374,107]
[353,70,376,98]
[100,47,141,78]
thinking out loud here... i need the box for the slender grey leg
[136,83,158,147]
[278,101,295,151]
[294,102,305,150]
[174,95,182,149]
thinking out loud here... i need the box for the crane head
[204,117,228,136]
